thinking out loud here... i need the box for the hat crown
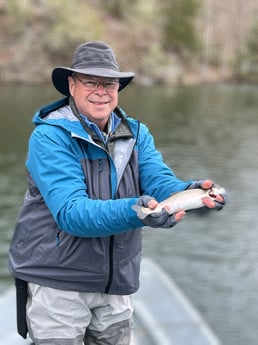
[52,41,135,95]
[72,41,119,72]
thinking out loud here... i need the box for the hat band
[73,61,119,72]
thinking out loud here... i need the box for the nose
[95,82,107,95]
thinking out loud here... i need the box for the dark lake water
[1,83,258,344]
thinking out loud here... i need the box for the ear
[68,76,75,97]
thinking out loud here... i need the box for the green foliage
[104,0,137,19]
[236,17,258,82]
[161,0,201,55]
[4,0,103,57]
[5,0,34,35]
[247,19,258,56]
[105,0,125,18]
[44,0,104,56]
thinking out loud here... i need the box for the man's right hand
[136,196,185,228]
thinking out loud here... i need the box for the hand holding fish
[133,180,226,228]
[134,195,185,228]
[188,179,226,210]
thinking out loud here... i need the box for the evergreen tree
[162,0,200,55]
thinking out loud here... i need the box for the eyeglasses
[73,74,119,92]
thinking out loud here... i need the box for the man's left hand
[188,179,226,210]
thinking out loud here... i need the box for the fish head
[208,185,226,199]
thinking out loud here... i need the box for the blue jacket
[9,97,192,294]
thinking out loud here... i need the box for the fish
[132,185,225,219]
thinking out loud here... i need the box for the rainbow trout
[132,185,225,219]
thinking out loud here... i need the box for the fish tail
[131,205,149,219]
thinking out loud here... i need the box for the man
[9,41,225,345]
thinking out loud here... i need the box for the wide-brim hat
[52,41,135,95]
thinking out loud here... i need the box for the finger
[201,180,213,190]
[202,197,216,208]
[163,205,170,212]
[175,210,186,222]
[215,194,224,203]
[147,199,159,209]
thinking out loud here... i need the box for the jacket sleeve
[26,125,143,238]
[136,122,192,201]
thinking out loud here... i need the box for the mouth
[208,192,217,199]
[89,100,110,105]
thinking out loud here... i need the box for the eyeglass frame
[72,73,120,92]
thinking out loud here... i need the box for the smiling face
[68,73,119,130]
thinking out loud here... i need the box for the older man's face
[69,74,119,130]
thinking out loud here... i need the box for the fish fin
[131,205,148,219]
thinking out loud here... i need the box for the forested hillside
[1,0,258,85]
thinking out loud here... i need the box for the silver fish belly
[132,186,225,220]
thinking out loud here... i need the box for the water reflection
[1,83,258,345]
[120,84,258,345]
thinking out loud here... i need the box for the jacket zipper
[105,235,114,293]
[104,121,140,293]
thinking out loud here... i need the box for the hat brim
[52,67,135,95]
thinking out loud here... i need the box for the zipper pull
[55,230,61,247]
